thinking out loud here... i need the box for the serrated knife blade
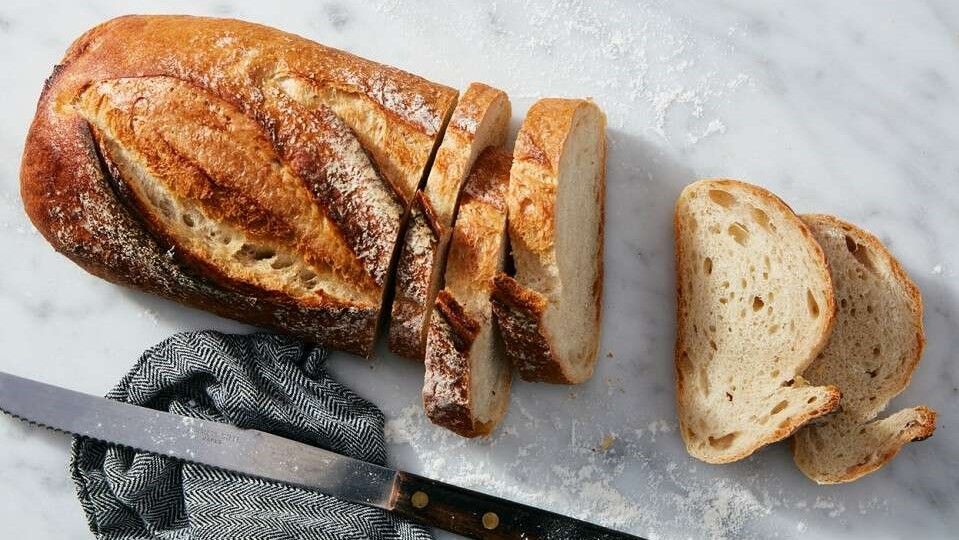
[0,370,642,540]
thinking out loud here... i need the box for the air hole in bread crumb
[271,255,293,269]
[709,340,717,351]
[707,432,738,449]
[770,400,789,415]
[807,396,817,404]
[840,298,847,309]
[703,257,713,275]
[728,222,749,246]
[768,324,779,335]
[182,213,196,227]
[872,346,881,357]
[708,189,736,208]
[725,392,733,402]
[697,366,709,397]
[867,305,873,313]
[235,244,276,262]
[866,366,880,378]
[750,207,771,231]
[806,289,820,318]
[752,296,764,311]
[845,234,858,253]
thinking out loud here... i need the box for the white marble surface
[1,1,957,538]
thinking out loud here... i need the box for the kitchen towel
[70,330,431,540]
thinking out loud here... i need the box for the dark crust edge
[422,290,489,438]
[490,274,575,384]
[388,192,444,359]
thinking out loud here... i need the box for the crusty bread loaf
[19,15,457,356]
[423,148,512,437]
[674,180,841,463]
[793,215,936,483]
[491,98,606,384]
[389,83,510,359]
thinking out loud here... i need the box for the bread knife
[0,371,642,539]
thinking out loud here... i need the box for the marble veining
[0,1,957,538]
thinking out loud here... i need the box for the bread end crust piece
[674,179,840,463]
[424,291,499,437]
[493,98,606,385]
[792,214,936,483]
[389,82,510,359]
[20,15,458,357]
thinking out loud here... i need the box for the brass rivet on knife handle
[411,490,429,509]
[482,511,499,530]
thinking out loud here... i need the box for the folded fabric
[70,331,431,540]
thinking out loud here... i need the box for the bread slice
[423,148,513,437]
[793,215,936,483]
[491,98,606,384]
[674,179,841,463]
[389,83,511,359]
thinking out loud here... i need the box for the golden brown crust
[423,149,512,437]
[20,15,457,356]
[389,83,510,360]
[673,179,840,463]
[388,194,443,359]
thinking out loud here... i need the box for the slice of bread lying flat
[793,215,936,483]
[492,98,606,384]
[674,179,841,463]
[423,148,513,437]
[390,83,511,359]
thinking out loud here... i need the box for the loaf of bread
[492,98,606,384]
[423,148,513,437]
[19,15,458,356]
[390,83,510,359]
[793,215,936,483]
[674,180,840,463]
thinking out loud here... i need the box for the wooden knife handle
[391,471,644,539]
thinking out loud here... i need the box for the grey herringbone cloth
[70,331,432,540]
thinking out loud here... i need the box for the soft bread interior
[793,215,934,483]
[675,180,839,463]
[532,105,605,382]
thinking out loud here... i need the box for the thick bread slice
[423,148,512,437]
[491,98,606,384]
[390,83,511,359]
[674,179,840,463]
[793,215,936,483]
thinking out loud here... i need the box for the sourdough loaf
[423,148,512,437]
[793,215,936,483]
[492,98,606,384]
[19,15,458,356]
[674,180,840,463]
[390,83,510,359]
